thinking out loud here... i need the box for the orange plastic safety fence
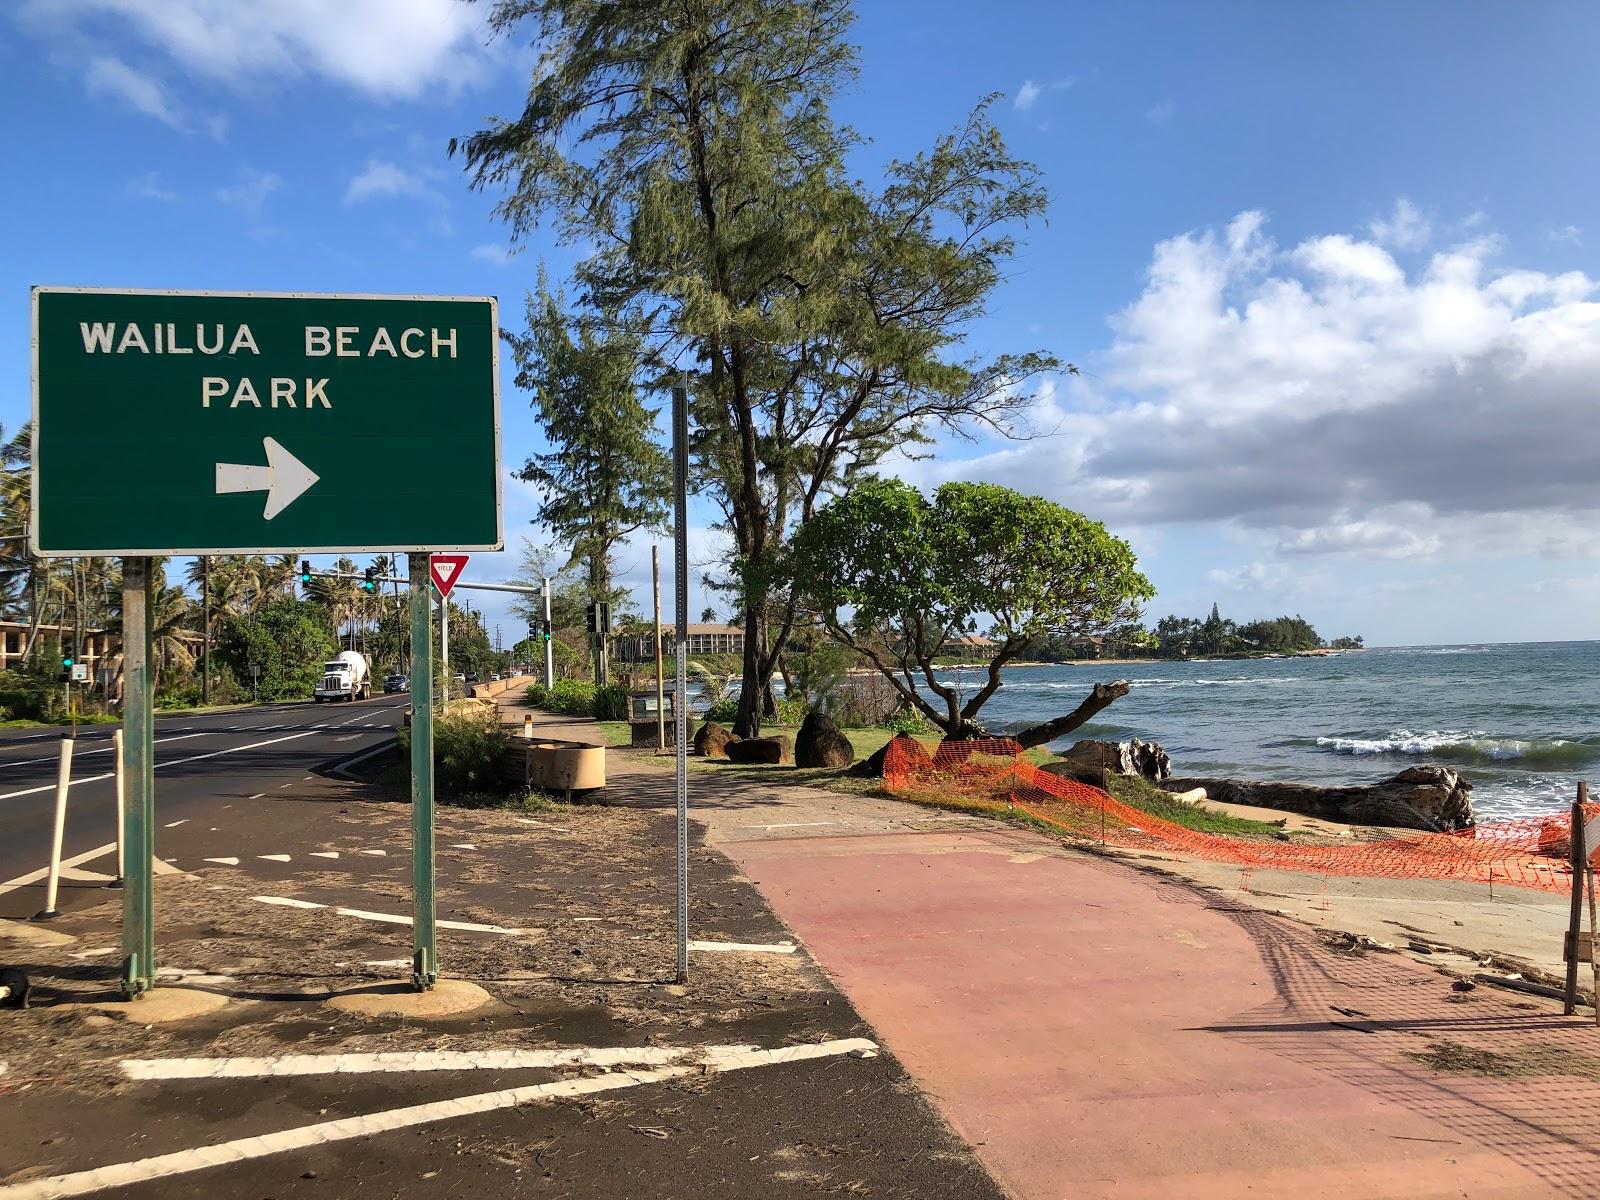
[883,738,1589,895]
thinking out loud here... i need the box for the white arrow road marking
[6,1040,877,1200]
[215,437,319,520]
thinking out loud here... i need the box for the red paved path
[730,826,1600,1199]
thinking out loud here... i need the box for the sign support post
[653,545,666,752]
[672,381,690,985]
[408,552,438,991]
[120,556,156,998]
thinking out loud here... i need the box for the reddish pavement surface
[729,825,1600,1199]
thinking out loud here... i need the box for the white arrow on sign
[215,437,320,521]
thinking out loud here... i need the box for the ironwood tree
[507,270,671,609]
[790,479,1153,745]
[455,0,1054,736]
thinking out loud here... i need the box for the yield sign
[430,554,469,598]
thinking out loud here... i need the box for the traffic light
[586,602,611,634]
[299,560,312,585]
[361,566,378,592]
[60,642,74,682]
[542,618,552,642]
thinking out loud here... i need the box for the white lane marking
[257,855,292,863]
[203,858,240,867]
[573,917,603,922]
[247,895,525,936]
[357,849,386,857]
[121,1043,763,1080]
[277,783,293,789]
[164,820,188,828]
[309,851,340,859]
[2,732,210,770]
[740,821,844,830]
[69,947,118,959]
[448,843,476,850]
[0,728,325,803]
[327,739,398,781]
[14,1040,876,1200]
[247,794,265,800]
[689,940,798,955]
[0,842,117,897]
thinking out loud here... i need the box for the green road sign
[30,288,502,556]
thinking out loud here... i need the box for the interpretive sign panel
[30,287,502,556]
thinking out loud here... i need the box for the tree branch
[1011,681,1131,750]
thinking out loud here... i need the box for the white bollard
[522,714,533,740]
[108,728,126,890]
[34,734,75,920]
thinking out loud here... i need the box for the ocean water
[930,641,1600,822]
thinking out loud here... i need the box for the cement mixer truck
[313,650,371,702]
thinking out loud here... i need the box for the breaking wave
[1315,730,1599,769]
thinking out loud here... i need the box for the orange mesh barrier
[883,738,1589,894]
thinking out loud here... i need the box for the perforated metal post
[673,380,690,984]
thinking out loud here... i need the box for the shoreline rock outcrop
[1161,765,1475,832]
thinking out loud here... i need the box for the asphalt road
[0,695,407,916]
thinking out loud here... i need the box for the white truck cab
[314,651,371,702]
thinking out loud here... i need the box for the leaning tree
[791,479,1153,746]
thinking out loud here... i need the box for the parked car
[383,674,409,694]
[464,670,479,684]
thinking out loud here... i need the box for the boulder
[795,711,855,769]
[1058,737,1172,782]
[1161,765,1475,832]
[692,721,739,758]
[853,733,932,778]
[726,734,793,765]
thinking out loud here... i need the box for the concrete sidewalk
[504,702,1600,1198]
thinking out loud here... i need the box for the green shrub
[881,707,933,735]
[702,695,738,723]
[398,710,513,797]
[593,682,629,720]
[524,682,548,707]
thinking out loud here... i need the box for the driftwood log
[1161,765,1475,832]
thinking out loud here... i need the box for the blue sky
[4,1,1599,647]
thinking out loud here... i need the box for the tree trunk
[1011,681,1131,749]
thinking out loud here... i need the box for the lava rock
[692,721,739,758]
[795,711,855,769]
[725,734,792,765]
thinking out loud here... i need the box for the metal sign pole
[408,553,438,990]
[672,381,690,984]
[120,556,156,998]
[440,588,449,711]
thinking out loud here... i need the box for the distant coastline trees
[1026,605,1363,661]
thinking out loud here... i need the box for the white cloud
[1146,99,1175,124]
[906,206,1600,575]
[470,243,511,266]
[1552,224,1584,247]
[126,170,176,201]
[84,55,178,127]
[1014,79,1041,111]
[215,166,281,216]
[27,0,495,99]
[1369,196,1431,250]
[343,159,438,205]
